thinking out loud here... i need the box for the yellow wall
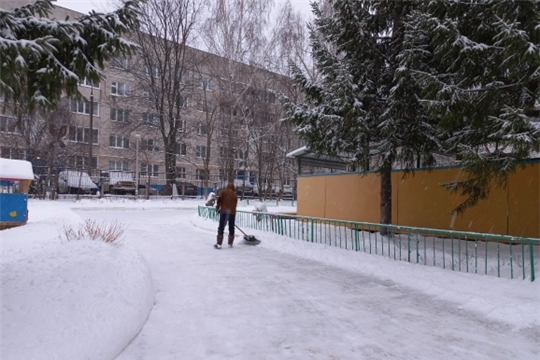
[325,173,380,223]
[297,176,326,218]
[507,163,539,237]
[297,162,540,238]
[394,168,508,234]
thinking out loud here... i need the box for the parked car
[158,182,198,196]
[101,171,136,195]
[252,183,275,198]
[177,181,198,196]
[58,170,97,195]
[215,179,253,197]
[234,179,253,196]
[276,185,294,199]
[138,184,158,196]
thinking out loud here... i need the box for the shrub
[61,219,126,244]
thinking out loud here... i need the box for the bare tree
[0,99,80,199]
[201,0,276,197]
[267,1,314,79]
[265,1,314,197]
[128,0,205,193]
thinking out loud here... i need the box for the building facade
[1,3,301,197]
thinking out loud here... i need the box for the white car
[58,170,97,195]
[234,180,253,196]
[253,184,294,198]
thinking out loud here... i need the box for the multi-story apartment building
[1,2,301,197]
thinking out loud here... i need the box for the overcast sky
[55,0,314,18]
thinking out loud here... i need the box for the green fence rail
[198,206,539,282]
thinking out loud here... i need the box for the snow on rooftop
[286,146,308,158]
[0,158,34,181]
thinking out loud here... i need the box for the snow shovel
[235,225,261,245]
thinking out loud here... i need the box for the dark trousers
[218,212,235,236]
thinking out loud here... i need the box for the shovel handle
[234,225,248,236]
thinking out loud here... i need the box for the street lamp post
[135,134,141,197]
[88,85,94,174]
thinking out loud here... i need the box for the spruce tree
[0,0,141,115]
[404,0,540,214]
[281,0,440,225]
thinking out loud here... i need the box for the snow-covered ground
[2,198,539,359]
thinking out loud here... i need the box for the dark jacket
[217,183,238,215]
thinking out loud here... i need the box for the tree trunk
[379,164,392,234]
[165,146,176,186]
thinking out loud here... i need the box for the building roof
[286,147,348,171]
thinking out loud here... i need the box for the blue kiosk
[0,158,34,229]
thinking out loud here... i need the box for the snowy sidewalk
[77,208,539,360]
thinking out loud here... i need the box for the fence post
[530,240,536,282]
[407,230,411,262]
[310,219,314,243]
[354,223,359,251]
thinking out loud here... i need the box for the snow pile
[1,202,155,360]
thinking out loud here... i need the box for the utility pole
[88,85,94,174]
[135,134,141,197]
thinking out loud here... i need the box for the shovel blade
[244,235,261,245]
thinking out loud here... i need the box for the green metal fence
[198,206,539,282]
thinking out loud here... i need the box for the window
[219,146,230,158]
[71,99,100,116]
[233,82,245,94]
[142,113,160,127]
[175,142,186,156]
[267,91,276,104]
[141,163,159,177]
[196,168,209,180]
[195,145,207,158]
[142,139,159,152]
[255,89,276,103]
[109,134,130,148]
[68,126,98,144]
[181,72,189,84]
[111,57,130,70]
[1,147,25,159]
[79,78,99,88]
[219,79,229,91]
[176,167,186,178]
[259,112,276,123]
[142,90,155,101]
[219,124,242,138]
[0,116,20,133]
[197,123,208,135]
[110,108,130,122]
[203,101,215,113]
[109,160,129,171]
[111,81,131,96]
[69,156,97,169]
[200,77,213,91]
[144,64,160,78]
[219,124,229,137]
[177,95,188,108]
[174,119,186,132]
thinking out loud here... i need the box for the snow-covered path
[77,209,538,360]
